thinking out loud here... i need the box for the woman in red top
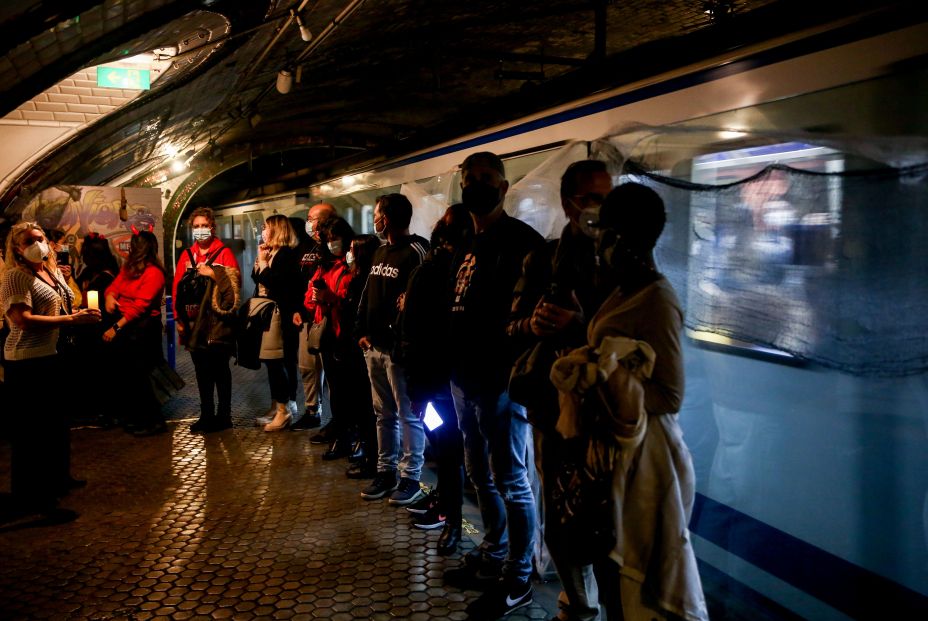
[104,230,168,436]
[294,217,356,459]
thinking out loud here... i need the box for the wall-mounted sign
[97,66,151,90]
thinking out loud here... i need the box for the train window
[682,142,843,360]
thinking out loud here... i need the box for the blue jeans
[364,345,425,480]
[451,378,536,580]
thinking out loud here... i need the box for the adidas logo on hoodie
[370,263,400,278]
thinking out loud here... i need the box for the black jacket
[187,266,241,354]
[355,235,428,350]
[449,213,545,392]
[397,249,454,403]
[251,246,303,319]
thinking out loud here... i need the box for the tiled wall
[1,67,141,128]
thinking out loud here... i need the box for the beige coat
[553,277,708,621]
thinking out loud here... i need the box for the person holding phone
[294,217,356,458]
[397,204,473,555]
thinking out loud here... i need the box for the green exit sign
[97,66,151,90]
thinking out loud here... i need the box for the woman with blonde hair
[1,221,101,519]
[252,214,302,431]
[104,230,167,436]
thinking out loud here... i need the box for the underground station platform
[0,353,559,621]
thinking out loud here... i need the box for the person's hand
[530,299,580,336]
[59,265,73,280]
[102,324,119,342]
[292,312,303,327]
[197,265,216,280]
[397,292,406,312]
[71,308,101,324]
[312,286,335,305]
[358,336,372,352]
[105,295,119,314]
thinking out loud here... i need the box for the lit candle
[87,290,99,310]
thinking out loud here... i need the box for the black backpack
[176,246,224,327]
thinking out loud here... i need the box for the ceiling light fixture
[276,68,293,94]
[292,9,312,42]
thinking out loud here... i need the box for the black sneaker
[387,478,426,507]
[412,507,445,530]
[444,553,503,590]
[465,576,533,619]
[360,470,398,500]
[405,488,438,515]
[291,412,321,430]
[309,424,333,444]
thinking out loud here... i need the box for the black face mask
[462,183,500,216]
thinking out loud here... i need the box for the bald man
[292,202,337,431]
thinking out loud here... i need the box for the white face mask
[305,220,314,237]
[22,240,49,263]
[345,250,355,266]
[327,240,343,256]
[262,228,271,244]
[192,227,212,241]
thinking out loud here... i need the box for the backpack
[176,246,224,327]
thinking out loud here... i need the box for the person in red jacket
[104,230,167,436]
[173,207,241,433]
[294,217,356,459]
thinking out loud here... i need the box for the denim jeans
[451,378,536,581]
[364,345,425,480]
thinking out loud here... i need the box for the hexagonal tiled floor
[0,353,558,621]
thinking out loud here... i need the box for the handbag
[259,303,284,360]
[305,316,330,354]
[304,269,347,354]
[149,358,186,405]
[548,436,616,564]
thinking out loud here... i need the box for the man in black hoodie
[355,193,429,505]
[444,152,546,619]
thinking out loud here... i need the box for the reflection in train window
[686,143,843,358]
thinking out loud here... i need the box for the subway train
[176,19,928,620]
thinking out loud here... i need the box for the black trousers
[339,344,376,448]
[425,392,465,526]
[5,355,70,509]
[110,316,164,428]
[190,347,232,420]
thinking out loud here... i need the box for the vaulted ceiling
[0,0,920,214]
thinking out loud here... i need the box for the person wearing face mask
[172,207,241,433]
[355,193,429,506]
[291,203,336,432]
[549,182,704,621]
[1,221,101,520]
[341,234,381,479]
[442,152,545,619]
[506,160,617,621]
[294,217,358,459]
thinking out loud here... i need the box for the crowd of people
[0,151,706,621]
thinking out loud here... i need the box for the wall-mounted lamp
[276,68,293,94]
